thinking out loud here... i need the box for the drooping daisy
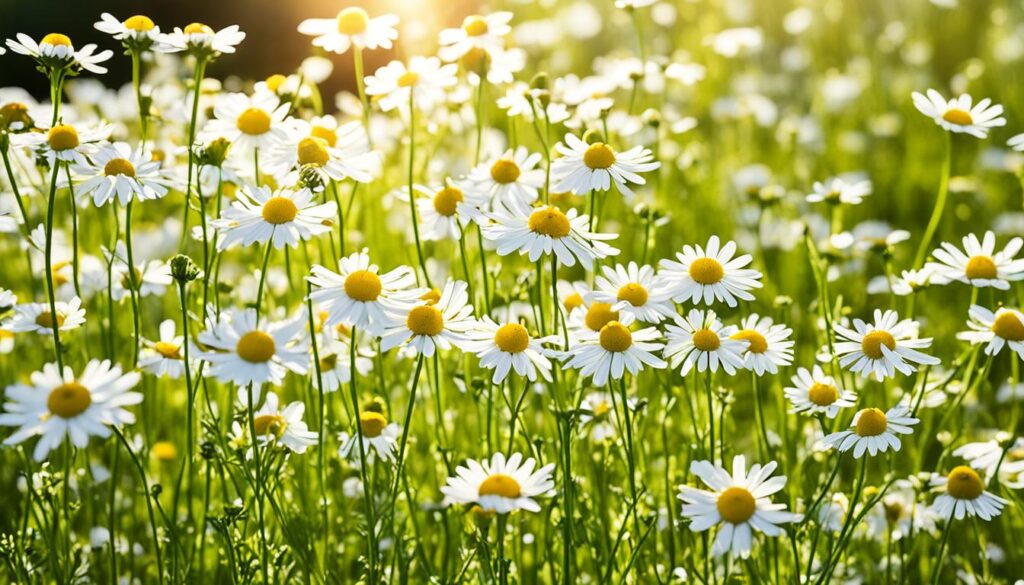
[202,91,291,154]
[139,319,190,379]
[364,56,458,112]
[929,466,1007,521]
[10,122,111,166]
[0,360,142,461]
[663,309,747,376]
[441,452,555,514]
[298,7,399,55]
[822,406,920,458]
[678,456,801,558]
[957,305,1024,359]
[551,133,660,197]
[338,410,401,463]
[730,314,794,375]
[213,185,336,250]
[7,297,86,335]
[562,320,666,386]
[263,120,379,188]
[464,317,553,383]
[5,33,113,74]
[658,236,763,307]
[163,23,245,56]
[308,250,424,334]
[783,365,857,419]
[927,231,1024,290]
[235,391,317,454]
[587,262,675,324]
[465,147,545,210]
[198,308,309,389]
[912,89,1005,138]
[481,202,619,268]
[72,142,169,207]
[806,176,872,206]
[832,309,940,379]
[438,12,513,62]
[379,280,476,357]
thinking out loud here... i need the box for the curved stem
[912,133,952,269]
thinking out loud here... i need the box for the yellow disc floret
[942,108,973,126]
[254,414,287,438]
[494,323,530,353]
[47,124,80,152]
[154,341,181,359]
[692,328,721,352]
[807,382,839,406]
[47,382,92,418]
[344,270,383,302]
[585,302,619,331]
[104,158,136,177]
[236,108,272,135]
[945,466,984,500]
[617,283,648,307]
[359,412,388,437]
[716,486,756,524]
[599,321,633,352]
[297,136,330,166]
[463,15,489,37]
[41,33,72,47]
[433,185,464,216]
[854,407,888,437]
[407,305,444,336]
[124,15,155,32]
[731,329,768,354]
[397,71,419,88]
[236,331,276,363]
[261,196,298,224]
[336,7,370,35]
[184,23,214,35]
[992,311,1024,341]
[688,258,725,285]
[965,255,998,280]
[35,311,66,329]
[478,473,521,498]
[583,143,616,169]
[860,330,896,360]
[528,207,571,238]
[490,159,521,184]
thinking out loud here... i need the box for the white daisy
[201,91,291,155]
[364,56,458,113]
[437,12,513,62]
[783,366,857,419]
[929,466,1007,521]
[263,119,379,187]
[213,185,336,250]
[72,142,170,207]
[409,180,486,241]
[562,321,666,386]
[139,319,190,379]
[198,308,309,389]
[379,280,476,357]
[93,13,174,52]
[927,231,1024,290]
[338,410,400,463]
[0,360,142,461]
[313,326,373,392]
[822,406,920,458]
[663,309,747,376]
[481,202,619,268]
[440,452,555,514]
[298,7,399,54]
[465,147,545,210]
[110,257,173,302]
[163,23,245,56]
[5,33,112,74]
[235,391,317,454]
[806,177,872,206]
[659,236,763,307]
[1008,133,1024,152]
[552,133,660,197]
[11,122,111,166]
[957,304,1024,359]
[7,297,86,335]
[730,314,794,375]
[678,456,801,558]
[912,89,1005,138]
[833,309,940,379]
[464,317,553,383]
[586,262,675,324]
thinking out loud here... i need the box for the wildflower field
[3,0,1024,583]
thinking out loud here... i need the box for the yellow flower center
[261,196,298,225]
[564,292,584,313]
[421,288,442,304]
[397,71,420,88]
[731,329,768,354]
[582,143,616,170]
[47,382,92,419]
[490,159,521,184]
[884,501,904,524]
[319,353,338,371]
[692,328,721,352]
[807,382,839,406]
[854,407,888,437]
[585,302,619,332]
[35,311,66,329]
[336,7,370,35]
[407,305,444,336]
[310,125,338,147]
[155,341,181,359]
[152,441,177,461]
[343,270,383,302]
[716,486,756,524]
[104,158,136,177]
[0,102,30,127]
[297,136,330,166]
[593,400,610,417]
[599,321,633,352]
[47,125,80,152]
[124,15,155,32]
[236,108,272,136]
[942,108,973,126]
[992,312,1024,342]
[860,330,896,360]
[253,414,287,438]
[433,185,464,216]
[41,33,72,47]
[183,22,214,35]
[494,323,530,353]
[359,411,388,438]
[965,255,998,280]
[528,207,571,238]
[946,466,984,500]
[478,473,522,498]
[236,331,276,363]
[688,257,725,285]
[265,74,287,92]
[617,283,648,307]
[463,15,490,37]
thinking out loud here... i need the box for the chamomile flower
[339,411,400,463]
[833,310,940,379]
[72,142,169,206]
[783,366,857,419]
[465,147,545,210]
[438,13,514,62]
[678,456,801,558]
[481,202,619,268]
[202,91,291,154]
[927,231,1024,289]
[93,13,173,51]
[379,280,476,357]
[929,466,1007,521]
[313,328,373,392]
[464,317,553,383]
[806,177,872,206]
[730,314,794,375]
[865,479,939,540]
[139,319,190,379]
[587,262,675,324]
[663,309,747,376]
[213,185,336,250]
[957,305,1024,359]
[552,133,660,197]
[440,452,555,514]
[410,181,485,241]
[5,33,113,74]
[912,89,1005,138]
[237,391,317,454]
[307,250,424,334]
[822,406,920,458]
[364,57,458,112]
[110,258,172,302]
[11,122,111,166]
[298,7,399,54]
[658,236,763,307]
[0,360,141,461]
[7,297,86,335]
[198,308,309,389]
[163,22,245,56]
[562,321,666,386]
[264,119,379,187]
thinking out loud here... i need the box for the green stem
[912,133,952,269]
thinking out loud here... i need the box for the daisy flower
[833,309,940,379]
[308,250,424,334]
[586,262,675,324]
[5,33,112,74]
[379,280,476,357]
[912,89,1005,138]
[957,304,1024,359]
[93,13,174,52]
[198,308,309,389]
[806,177,872,206]
[364,56,458,112]
[298,7,399,54]
[440,452,555,514]
[1008,133,1024,152]
[10,122,111,166]
[464,317,553,383]
[437,12,513,62]
[213,185,336,250]
[464,147,545,210]
[822,405,920,458]
[678,456,801,558]
[7,297,86,335]
[409,180,485,241]
[139,319,190,379]
[552,133,660,197]
[202,91,291,155]
[481,202,619,268]
[730,314,794,375]
[927,231,1024,290]
[663,309,747,376]
[339,410,401,463]
[783,366,857,419]
[930,466,1007,521]
[578,391,628,442]
[163,23,245,56]
[263,120,379,187]
[72,142,169,206]
[313,327,373,392]
[562,320,666,386]
[865,479,939,540]
[236,391,317,454]
[0,360,141,461]
[658,236,763,307]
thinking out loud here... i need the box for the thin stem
[912,133,952,269]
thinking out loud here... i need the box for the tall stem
[912,133,952,269]
[124,200,142,367]
[43,161,63,369]
[406,89,431,287]
[182,58,208,248]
